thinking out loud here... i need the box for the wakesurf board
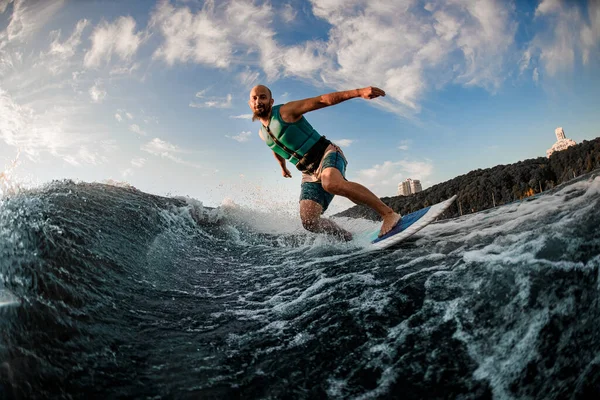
[370,195,457,249]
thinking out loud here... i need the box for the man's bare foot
[379,212,401,237]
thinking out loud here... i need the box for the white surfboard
[370,195,457,250]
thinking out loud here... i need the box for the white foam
[0,288,20,308]
[397,252,448,270]
[469,310,550,398]
[0,150,22,197]
[417,184,600,398]
[219,198,301,235]
[273,275,341,317]
[183,173,600,397]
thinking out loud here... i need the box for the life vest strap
[265,125,302,162]
[265,124,331,175]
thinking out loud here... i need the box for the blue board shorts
[299,151,347,213]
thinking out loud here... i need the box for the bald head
[250,85,272,99]
[249,85,274,121]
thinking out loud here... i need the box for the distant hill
[334,137,600,221]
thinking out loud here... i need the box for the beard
[252,103,271,121]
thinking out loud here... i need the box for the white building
[397,178,423,196]
[546,127,577,158]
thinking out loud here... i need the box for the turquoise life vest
[260,105,331,174]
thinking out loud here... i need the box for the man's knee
[322,177,343,195]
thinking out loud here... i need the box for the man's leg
[320,167,401,236]
[299,200,353,241]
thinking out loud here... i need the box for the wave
[1,171,599,399]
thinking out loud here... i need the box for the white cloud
[281,41,329,80]
[99,139,117,154]
[109,62,140,75]
[71,70,82,84]
[63,145,99,166]
[115,109,134,121]
[150,0,281,79]
[398,140,411,151]
[229,114,252,120]
[129,124,146,136]
[356,159,434,196]
[0,0,65,48]
[148,0,519,116]
[84,16,144,68]
[150,0,232,67]
[89,82,106,103]
[0,14,88,97]
[519,48,532,74]
[0,1,12,14]
[238,67,260,87]
[0,88,104,165]
[397,160,434,179]
[227,130,252,142]
[281,4,297,23]
[131,157,146,167]
[535,0,562,16]
[524,1,600,77]
[226,1,281,80]
[141,137,202,168]
[142,137,181,156]
[334,139,353,147]
[0,50,22,81]
[47,19,89,60]
[189,93,232,108]
[310,0,517,114]
[142,113,159,125]
[195,88,208,98]
[37,19,89,75]
[192,90,232,108]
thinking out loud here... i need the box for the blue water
[1,171,600,399]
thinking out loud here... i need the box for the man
[248,85,401,241]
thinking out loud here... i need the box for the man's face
[248,86,273,121]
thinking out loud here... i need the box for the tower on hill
[546,127,576,158]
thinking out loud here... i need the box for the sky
[0,0,599,215]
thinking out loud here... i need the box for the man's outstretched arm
[279,86,385,123]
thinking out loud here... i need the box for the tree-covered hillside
[335,137,600,221]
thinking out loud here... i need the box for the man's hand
[282,167,292,178]
[273,152,291,177]
[358,86,386,100]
